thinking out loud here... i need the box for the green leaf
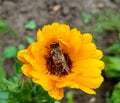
[54,101,61,103]
[32,84,55,103]
[97,13,120,31]
[106,82,120,103]
[18,44,25,50]
[14,62,22,75]
[3,79,18,91]
[66,91,74,103]
[105,41,120,55]
[0,100,8,103]
[81,12,92,23]
[104,56,120,78]
[97,14,106,21]
[0,67,6,80]
[0,18,9,34]
[93,24,104,35]
[91,9,99,15]
[25,36,35,44]
[0,91,9,100]
[25,20,36,30]
[3,46,17,58]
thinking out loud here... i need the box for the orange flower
[17,22,104,100]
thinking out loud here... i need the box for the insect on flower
[46,42,71,76]
[17,22,105,100]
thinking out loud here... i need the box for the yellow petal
[58,39,70,53]
[51,22,61,36]
[30,42,48,60]
[73,43,96,61]
[22,64,43,79]
[30,42,41,58]
[75,76,104,88]
[57,24,70,37]
[80,68,101,78]
[92,49,103,59]
[72,67,102,78]
[48,87,64,100]
[37,29,46,44]
[78,85,96,94]
[68,83,96,94]
[29,68,44,79]
[69,35,81,54]
[51,22,61,30]
[22,64,33,77]
[17,50,28,63]
[42,24,51,34]
[49,73,76,83]
[70,28,82,37]
[42,24,58,41]
[73,59,104,72]
[56,80,72,88]
[34,74,55,91]
[82,33,92,44]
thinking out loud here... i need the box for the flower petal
[22,64,45,79]
[33,75,55,91]
[78,85,96,94]
[75,76,104,88]
[42,24,58,40]
[82,33,92,44]
[57,24,70,37]
[22,64,32,77]
[70,28,82,37]
[72,59,104,73]
[18,51,34,65]
[68,35,82,57]
[48,87,64,100]
[56,80,72,88]
[68,83,96,94]
[30,42,42,58]
[37,29,46,44]
[92,49,103,59]
[17,50,28,63]
[51,22,61,33]
[72,43,96,61]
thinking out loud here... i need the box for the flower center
[45,42,72,76]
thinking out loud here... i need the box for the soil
[0,0,119,103]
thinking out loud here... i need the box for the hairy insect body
[49,42,70,76]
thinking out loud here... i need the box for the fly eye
[50,43,59,48]
[56,43,59,47]
[50,44,53,48]
[50,44,56,48]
